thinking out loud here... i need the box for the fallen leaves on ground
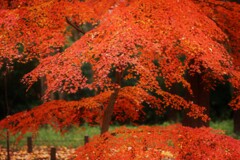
[0,145,76,160]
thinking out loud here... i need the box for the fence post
[27,136,33,153]
[50,147,56,160]
[84,135,89,145]
[6,130,10,160]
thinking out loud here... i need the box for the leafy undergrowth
[76,124,240,160]
[0,145,76,160]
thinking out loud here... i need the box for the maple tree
[193,0,240,108]
[76,124,240,159]
[0,0,240,149]
[193,0,240,131]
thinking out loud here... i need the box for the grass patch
[0,124,100,148]
[0,120,238,148]
[0,124,135,148]
[210,119,239,139]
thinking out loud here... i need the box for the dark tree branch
[65,17,85,34]
[8,0,11,8]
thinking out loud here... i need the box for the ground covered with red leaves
[76,125,240,160]
[1,124,240,160]
[0,145,76,160]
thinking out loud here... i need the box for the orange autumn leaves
[21,0,237,96]
[0,86,208,138]
[0,0,240,135]
[76,124,240,159]
[0,0,120,68]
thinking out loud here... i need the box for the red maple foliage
[0,0,240,149]
[0,86,208,139]
[76,124,240,160]
[193,0,240,110]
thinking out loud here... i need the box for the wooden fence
[5,135,89,160]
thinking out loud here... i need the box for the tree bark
[8,0,11,8]
[3,69,10,160]
[4,73,10,117]
[100,88,120,134]
[166,84,181,123]
[166,108,178,122]
[100,72,122,134]
[182,73,210,127]
[234,110,240,134]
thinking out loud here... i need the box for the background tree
[0,60,41,120]
[193,0,240,132]
[0,0,239,138]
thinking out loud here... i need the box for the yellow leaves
[209,47,212,52]
[161,150,174,158]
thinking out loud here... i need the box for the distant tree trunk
[4,73,10,116]
[182,73,210,127]
[166,108,178,122]
[166,84,180,122]
[234,110,240,134]
[3,65,11,160]
[8,0,11,8]
[0,77,7,119]
[40,77,47,101]
[100,72,122,134]
[50,92,56,100]
[58,92,65,99]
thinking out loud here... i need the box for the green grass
[0,124,135,148]
[0,124,100,148]
[210,119,239,139]
[32,124,100,147]
[0,120,238,149]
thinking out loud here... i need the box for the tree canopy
[0,0,239,135]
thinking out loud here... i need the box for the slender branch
[65,17,85,34]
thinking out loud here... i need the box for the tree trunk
[182,73,210,127]
[40,77,47,101]
[166,84,181,123]
[8,0,11,8]
[3,67,10,160]
[4,73,10,116]
[100,88,120,134]
[100,71,122,134]
[58,92,65,100]
[234,110,240,135]
[166,108,178,122]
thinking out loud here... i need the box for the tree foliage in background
[193,0,240,109]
